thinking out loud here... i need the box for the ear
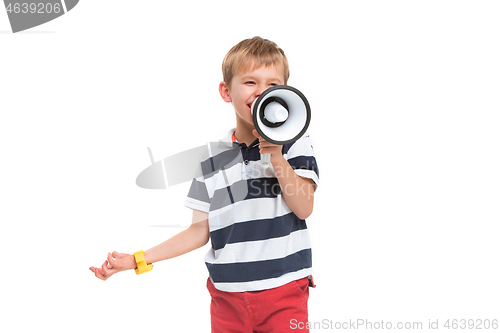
[219,81,232,103]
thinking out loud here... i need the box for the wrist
[270,154,286,166]
[128,254,138,270]
[271,155,288,173]
[133,250,153,275]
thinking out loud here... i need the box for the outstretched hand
[89,251,136,281]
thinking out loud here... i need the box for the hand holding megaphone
[251,85,311,168]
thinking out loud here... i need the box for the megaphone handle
[261,153,271,169]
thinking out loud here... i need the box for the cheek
[235,92,250,106]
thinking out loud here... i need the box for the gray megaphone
[251,85,311,168]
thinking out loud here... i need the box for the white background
[1,1,499,332]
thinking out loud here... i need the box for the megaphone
[251,85,311,168]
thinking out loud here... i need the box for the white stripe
[211,268,312,292]
[207,204,234,229]
[204,159,277,190]
[243,159,278,179]
[283,152,314,160]
[205,229,311,264]
[184,197,210,213]
[295,169,320,186]
[208,197,291,231]
[286,134,314,157]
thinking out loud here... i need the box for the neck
[234,118,258,146]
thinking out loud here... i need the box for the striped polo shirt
[185,129,319,292]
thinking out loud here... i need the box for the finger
[260,148,271,155]
[90,266,103,277]
[107,253,114,268]
[94,267,106,280]
[259,141,273,148]
[260,147,282,157]
[252,130,265,141]
[259,143,277,151]
[101,260,111,277]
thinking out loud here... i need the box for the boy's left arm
[254,130,316,220]
[272,156,316,220]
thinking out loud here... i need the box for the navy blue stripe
[201,148,244,178]
[281,142,295,155]
[207,249,312,283]
[288,155,319,178]
[240,145,261,162]
[246,177,281,199]
[210,213,307,251]
[209,178,281,211]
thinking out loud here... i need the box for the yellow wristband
[133,250,153,275]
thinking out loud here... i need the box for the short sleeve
[284,134,319,187]
[185,177,211,213]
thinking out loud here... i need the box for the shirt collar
[220,128,237,148]
[220,128,260,149]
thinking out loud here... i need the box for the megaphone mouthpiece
[265,103,289,123]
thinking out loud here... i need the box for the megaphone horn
[251,85,311,168]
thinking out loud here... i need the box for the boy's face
[219,63,285,129]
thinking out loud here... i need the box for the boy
[90,36,319,332]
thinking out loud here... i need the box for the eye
[245,81,256,85]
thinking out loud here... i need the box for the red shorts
[207,276,310,333]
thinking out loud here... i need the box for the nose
[255,84,267,98]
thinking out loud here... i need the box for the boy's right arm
[89,210,209,281]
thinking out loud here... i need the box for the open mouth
[248,98,258,112]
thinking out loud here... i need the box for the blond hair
[222,36,290,87]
